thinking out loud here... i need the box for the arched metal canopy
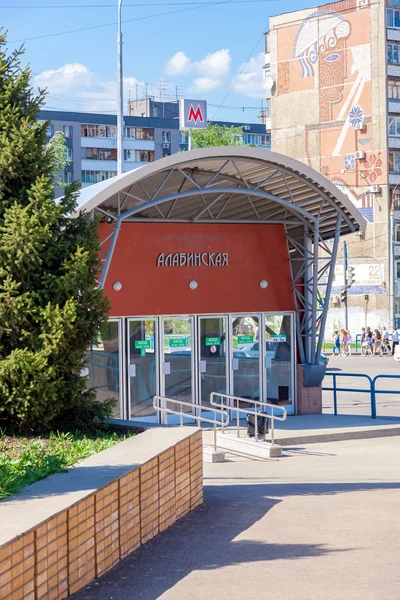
[75,147,366,368]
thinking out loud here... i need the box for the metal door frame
[159,315,196,424]
[197,314,229,408]
[126,316,159,421]
[229,313,263,407]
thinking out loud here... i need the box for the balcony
[388,64,400,77]
[389,136,400,149]
[388,28,400,42]
[389,100,400,113]
[389,173,400,184]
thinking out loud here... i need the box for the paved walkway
[72,435,400,600]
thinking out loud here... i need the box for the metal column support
[99,219,122,288]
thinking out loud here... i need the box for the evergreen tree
[0,33,110,430]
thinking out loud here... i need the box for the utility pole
[343,240,349,330]
[117,0,124,176]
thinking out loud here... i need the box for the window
[135,127,154,140]
[387,8,400,28]
[124,149,136,162]
[136,150,154,162]
[395,224,400,242]
[124,126,135,139]
[63,125,73,138]
[395,298,400,316]
[46,124,54,138]
[265,30,270,53]
[388,43,400,64]
[263,66,271,79]
[162,131,171,143]
[388,116,400,136]
[396,260,400,280]
[80,124,116,138]
[81,171,117,184]
[389,151,400,172]
[265,98,271,118]
[65,148,73,161]
[82,147,117,160]
[260,133,270,146]
[64,171,73,184]
[388,79,400,99]
[180,132,188,144]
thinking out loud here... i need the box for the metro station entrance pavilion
[76,147,365,421]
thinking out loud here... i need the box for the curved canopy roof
[76,146,365,240]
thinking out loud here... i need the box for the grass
[0,430,131,500]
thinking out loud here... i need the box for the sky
[2,0,319,124]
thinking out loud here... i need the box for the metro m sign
[179,99,208,130]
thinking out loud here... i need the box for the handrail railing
[153,395,229,452]
[210,392,287,446]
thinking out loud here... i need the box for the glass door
[230,315,261,408]
[264,313,294,415]
[198,316,228,409]
[128,318,158,420]
[161,317,195,416]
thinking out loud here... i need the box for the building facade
[266,0,400,334]
[39,109,270,195]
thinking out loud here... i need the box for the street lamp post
[117,0,124,176]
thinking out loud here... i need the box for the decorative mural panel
[275,0,384,224]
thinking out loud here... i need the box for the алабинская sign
[157,253,228,267]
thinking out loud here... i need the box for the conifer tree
[0,33,110,430]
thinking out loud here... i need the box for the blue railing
[323,371,400,418]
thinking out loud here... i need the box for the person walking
[392,326,399,356]
[341,329,348,356]
[366,327,373,356]
[382,327,391,355]
[373,329,383,356]
[332,330,341,356]
[360,327,367,356]
[346,330,353,356]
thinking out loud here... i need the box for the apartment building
[265,0,400,331]
[40,109,270,194]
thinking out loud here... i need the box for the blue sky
[3,0,318,123]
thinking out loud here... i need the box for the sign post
[179,99,207,151]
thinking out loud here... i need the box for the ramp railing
[210,392,287,446]
[153,395,229,452]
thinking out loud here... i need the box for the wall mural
[278,0,381,223]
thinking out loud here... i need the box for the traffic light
[340,288,347,304]
[346,265,356,289]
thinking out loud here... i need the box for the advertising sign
[179,99,207,130]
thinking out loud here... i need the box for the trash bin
[246,413,269,438]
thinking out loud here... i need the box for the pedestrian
[366,327,373,356]
[392,326,399,356]
[360,327,367,356]
[373,329,383,356]
[341,329,348,356]
[382,327,391,355]
[346,330,353,356]
[332,330,341,356]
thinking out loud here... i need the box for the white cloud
[232,52,265,99]
[189,77,223,93]
[165,51,191,76]
[194,49,231,78]
[33,63,144,113]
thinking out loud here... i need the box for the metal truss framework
[93,158,349,366]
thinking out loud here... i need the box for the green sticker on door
[238,335,253,344]
[169,338,187,348]
[135,340,151,350]
[205,337,221,346]
[270,334,287,343]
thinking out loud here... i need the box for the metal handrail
[323,372,375,417]
[210,392,287,446]
[153,395,229,452]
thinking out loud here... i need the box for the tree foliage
[188,123,244,148]
[0,33,110,431]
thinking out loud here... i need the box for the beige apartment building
[265,0,400,337]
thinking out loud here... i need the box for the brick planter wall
[0,428,202,600]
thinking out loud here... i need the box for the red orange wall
[101,223,294,316]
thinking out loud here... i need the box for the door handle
[164,362,171,375]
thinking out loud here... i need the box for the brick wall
[0,429,203,600]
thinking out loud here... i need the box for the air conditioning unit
[354,150,365,160]
[162,142,170,149]
[369,185,381,194]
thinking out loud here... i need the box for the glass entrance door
[198,316,228,408]
[128,318,157,419]
[264,314,294,415]
[231,315,261,403]
[161,317,194,413]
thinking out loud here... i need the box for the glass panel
[163,318,193,407]
[397,118,400,136]
[231,316,260,401]
[396,262,400,280]
[265,315,292,406]
[388,44,393,63]
[395,10,400,28]
[387,8,394,27]
[199,317,227,408]
[395,45,399,63]
[389,152,394,172]
[129,319,157,418]
[389,117,395,136]
[88,321,121,418]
